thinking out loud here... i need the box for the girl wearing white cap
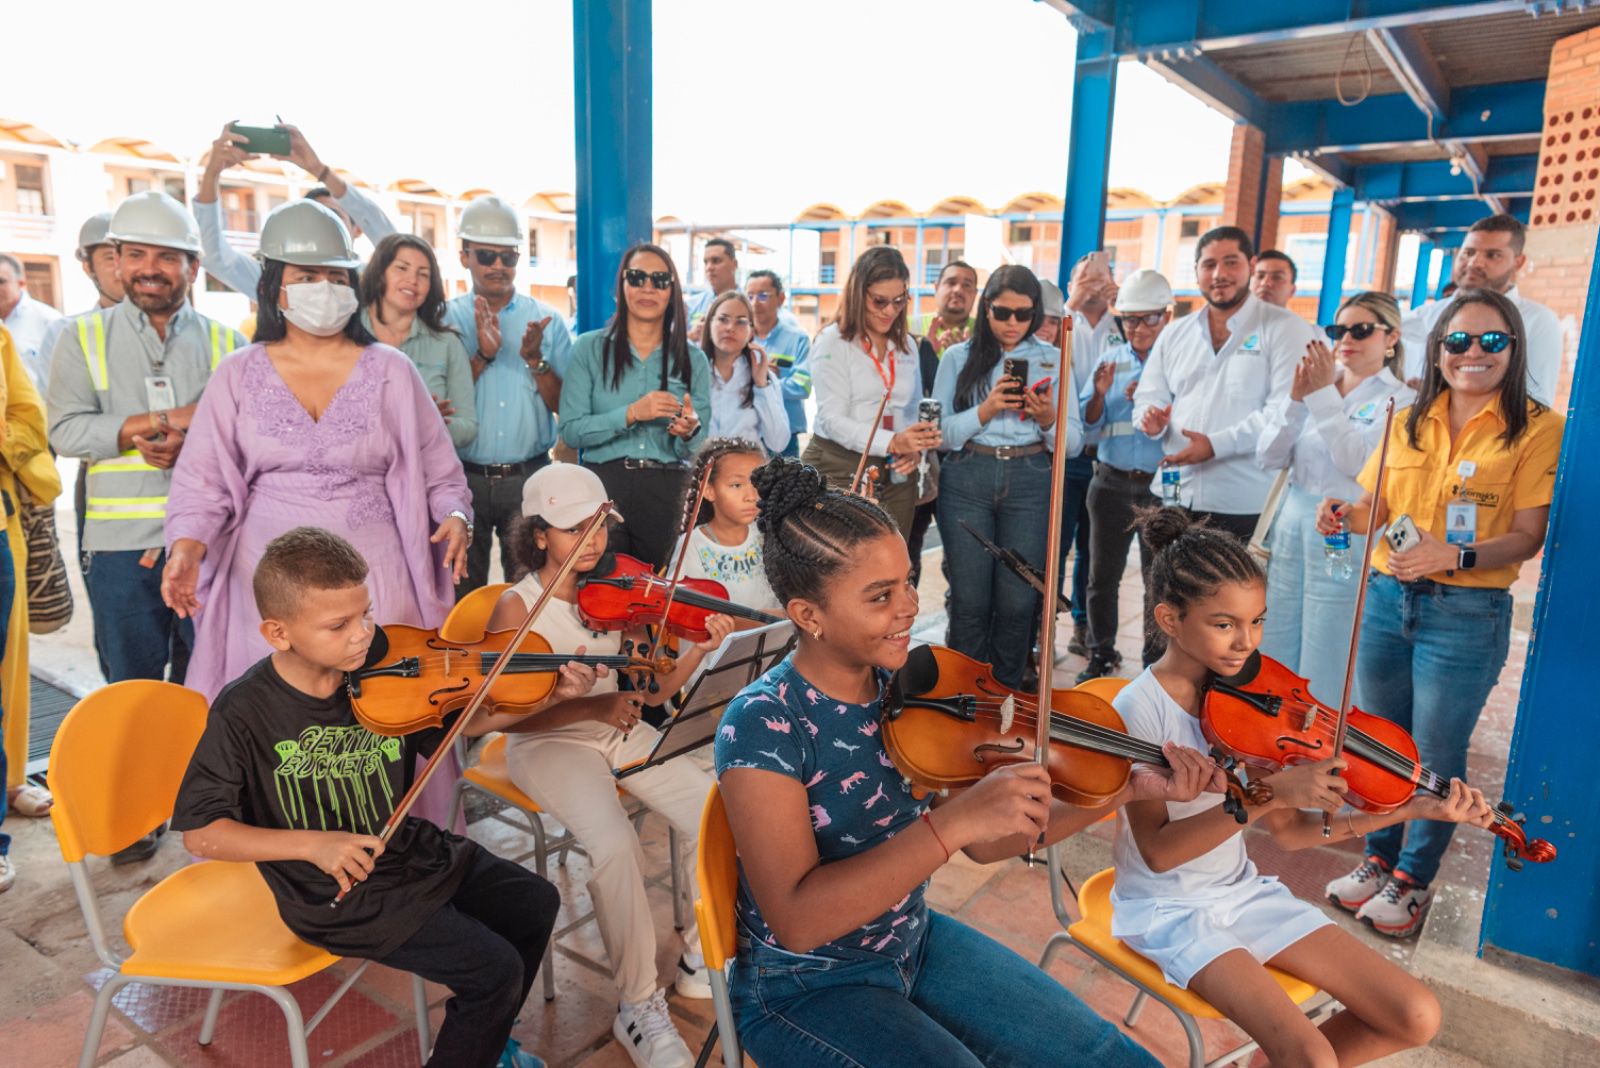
[485,463,733,1068]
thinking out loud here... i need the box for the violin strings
[907,696,1168,765]
[367,652,640,673]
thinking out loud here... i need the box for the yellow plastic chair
[48,681,430,1068]
[1044,676,1135,928]
[442,584,690,1002]
[1038,869,1338,1068]
[694,785,749,1068]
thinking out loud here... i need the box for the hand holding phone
[1385,514,1422,554]
[1002,357,1029,402]
[227,123,293,157]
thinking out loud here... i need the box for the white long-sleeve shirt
[1132,294,1319,514]
[195,187,397,297]
[1400,285,1562,407]
[707,353,790,454]
[1255,368,1416,501]
[809,323,921,458]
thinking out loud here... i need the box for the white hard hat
[1038,278,1065,318]
[522,463,623,527]
[107,191,201,255]
[256,200,360,268]
[458,195,523,247]
[1116,269,1175,314]
[75,212,115,260]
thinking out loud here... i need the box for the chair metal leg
[529,813,557,1001]
[412,973,431,1061]
[265,985,313,1068]
[694,1020,719,1068]
[79,973,126,1068]
[669,827,686,932]
[198,987,224,1044]
[1037,931,1070,971]
[1125,989,1148,1027]
[305,961,368,1035]
[1177,1008,1206,1068]
[709,968,743,1068]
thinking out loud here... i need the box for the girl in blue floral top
[713,457,1223,1068]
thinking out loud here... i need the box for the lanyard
[861,336,896,395]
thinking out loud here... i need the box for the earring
[1385,347,1395,359]
[812,628,823,640]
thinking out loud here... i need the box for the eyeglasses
[472,249,519,268]
[1324,322,1381,342]
[1116,312,1165,330]
[988,305,1034,323]
[624,268,674,291]
[712,313,752,329]
[866,292,909,312]
[750,291,774,303]
[1441,330,1515,355]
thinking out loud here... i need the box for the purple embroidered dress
[166,343,471,698]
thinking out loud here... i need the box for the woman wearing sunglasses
[701,290,790,454]
[1314,288,1564,939]
[559,244,710,567]
[803,247,939,534]
[1256,291,1414,708]
[930,265,1074,689]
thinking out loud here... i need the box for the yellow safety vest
[78,311,240,524]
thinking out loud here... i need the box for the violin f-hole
[973,738,1026,762]
[1275,735,1324,753]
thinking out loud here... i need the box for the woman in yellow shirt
[1313,288,1564,938]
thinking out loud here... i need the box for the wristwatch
[448,509,473,544]
[1457,546,1477,571]
[530,359,553,376]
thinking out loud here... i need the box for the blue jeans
[0,532,15,855]
[732,911,1157,1068]
[1262,486,1369,709]
[85,549,193,684]
[1356,572,1512,885]
[936,449,1052,688]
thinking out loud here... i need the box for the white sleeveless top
[506,571,622,697]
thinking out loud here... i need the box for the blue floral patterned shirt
[714,654,929,963]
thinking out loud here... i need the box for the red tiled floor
[153,971,395,1068]
[84,968,222,1035]
[337,1029,426,1068]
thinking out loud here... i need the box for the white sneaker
[613,990,693,1068]
[673,952,712,999]
[0,854,14,893]
[1356,875,1432,938]
[1325,856,1390,912]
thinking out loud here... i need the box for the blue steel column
[1317,187,1355,324]
[1480,226,1600,977]
[1410,239,1435,309]
[573,0,651,333]
[1434,251,1454,298]
[1058,25,1117,288]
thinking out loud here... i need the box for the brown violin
[347,623,669,736]
[884,644,1252,819]
[576,552,782,642]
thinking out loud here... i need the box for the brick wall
[1223,123,1282,251]
[1520,25,1600,409]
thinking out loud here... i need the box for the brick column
[1223,124,1283,252]
[1521,25,1600,408]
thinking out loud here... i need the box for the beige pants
[802,434,918,537]
[506,722,712,1003]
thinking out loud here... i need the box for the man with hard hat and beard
[47,192,243,860]
[444,194,574,596]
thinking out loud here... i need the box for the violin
[1203,651,1555,868]
[884,644,1252,819]
[576,552,782,641]
[347,623,669,736]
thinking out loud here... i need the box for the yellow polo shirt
[1360,393,1564,589]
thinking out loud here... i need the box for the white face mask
[282,280,359,336]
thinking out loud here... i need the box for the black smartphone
[918,398,943,425]
[1002,357,1029,399]
[228,122,292,157]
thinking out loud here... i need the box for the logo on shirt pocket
[1240,333,1262,353]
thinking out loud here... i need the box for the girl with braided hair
[668,438,780,617]
[1109,506,1493,1067]
[711,457,1228,1068]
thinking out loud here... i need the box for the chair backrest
[48,680,209,863]
[1077,867,1117,926]
[441,582,512,642]
[695,784,740,970]
[1073,676,1131,704]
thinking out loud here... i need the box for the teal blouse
[559,328,711,464]
[360,308,478,448]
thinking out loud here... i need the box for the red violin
[576,553,783,643]
[1203,651,1556,869]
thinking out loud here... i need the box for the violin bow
[852,385,895,497]
[334,502,616,905]
[1323,396,1399,836]
[1028,310,1074,861]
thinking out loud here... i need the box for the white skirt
[1112,875,1333,989]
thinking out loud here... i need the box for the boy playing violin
[173,527,590,1068]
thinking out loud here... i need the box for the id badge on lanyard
[145,374,177,412]
[1446,460,1477,545]
[864,338,897,431]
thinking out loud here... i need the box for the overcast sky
[16,0,1305,220]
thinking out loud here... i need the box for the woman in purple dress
[161,201,470,714]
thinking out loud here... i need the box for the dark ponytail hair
[679,436,766,530]
[752,457,898,605]
[1137,506,1262,617]
[954,265,1043,410]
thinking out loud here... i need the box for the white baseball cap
[521,463,621,527]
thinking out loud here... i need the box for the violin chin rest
[1212,650,1262,689]
[362,626,391,670]
[899,645,941,697]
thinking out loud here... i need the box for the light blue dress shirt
[933,337,1081,455]
[755,320,812,437]
[5,293,64,393]
[1079,340,1165,474]
[445,292,574,464]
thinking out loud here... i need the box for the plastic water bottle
[1161,468,1181,505]
[1323,522,1353,579]
[889,454,908,484]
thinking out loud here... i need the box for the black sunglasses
[624,268,674,291]
[1324,322,1382,342]
[1116,312,1165,330]
[1442,330,1514,355]
[988,305,1034,323]
[472,248,519,267]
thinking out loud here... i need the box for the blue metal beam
[1409,238,1435,308]
[573,0,651,333]
[1059,25,1119,284]
[1142,53,1269,128]
[1434,251,1455,297]
[1354,155,1539,203]
[1481,221,1600,976]
[1389,198,1530,233]
[1266,80,1545,155]
[1116,2,1539,55]
[1318,187,1355,323]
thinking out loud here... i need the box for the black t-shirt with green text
[172,656,473,957]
